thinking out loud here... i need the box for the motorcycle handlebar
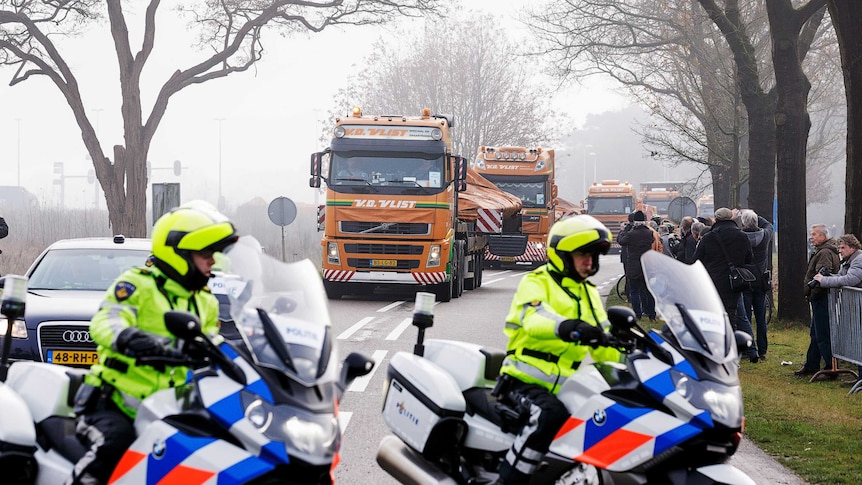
[136,348,200,368]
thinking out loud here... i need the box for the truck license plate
[501,257,517,262]
[47,350,99,366]
[372,259,397,267]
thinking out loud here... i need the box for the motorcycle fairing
[550,358,707,471]
[634,332,714,429]
[197,343,290,465]
[108,420,273,484]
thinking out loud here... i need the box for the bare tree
[828,0,862,237]
[0,0,441,237]
[327,16,558,156]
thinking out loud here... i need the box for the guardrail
[828,286,862,394]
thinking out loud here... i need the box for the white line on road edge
[347,349,388,392]
[483,278,505,285]
[337,316,374,340]
[385,318,413,341]
[377,301,405,313]
[338,411,352,434]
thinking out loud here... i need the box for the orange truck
[585,180,648,252]
[472,145,574,267]
[309,107,520,302]
[697,194,715,218]
[639,182,686,220]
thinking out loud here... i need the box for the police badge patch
[115,281,136,301]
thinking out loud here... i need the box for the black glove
[559,319,609,348]
[116,328,167,358]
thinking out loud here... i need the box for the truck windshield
[647,199,672,214]
[587,196,633,214]
[492,182,547,208]
[330,152,444,191]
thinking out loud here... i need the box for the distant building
[0,186,39,209]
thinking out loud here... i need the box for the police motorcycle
[376,251,755,484]
[0,236,374,484]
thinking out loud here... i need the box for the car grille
[39,323,96,352]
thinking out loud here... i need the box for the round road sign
[268,196,297,226]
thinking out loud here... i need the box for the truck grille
[339,221,430,235]
[488,235,529,257]
[344,244,424,255]
[348,259,420,270]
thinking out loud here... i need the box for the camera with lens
[807,267,831,288]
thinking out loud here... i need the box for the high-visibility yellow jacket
[85,265,220,418]
[501,265,621,393]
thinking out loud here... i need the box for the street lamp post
[16,118,22,186]
[590,151,597,186]
[582,144,593,201]
[215,118,226,210]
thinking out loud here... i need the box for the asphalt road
[328,256,808,484]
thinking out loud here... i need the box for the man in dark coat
[737,210,774,362]
[618,210,656,320]
[693,207,756,358]
[673,216,697,264]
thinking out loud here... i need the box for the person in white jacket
[813,233,862,383]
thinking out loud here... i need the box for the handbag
[715,233,758,292]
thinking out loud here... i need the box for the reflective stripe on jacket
[500,265,621,393]
[85,265,220,418]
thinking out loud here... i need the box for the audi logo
[62,330,94,343]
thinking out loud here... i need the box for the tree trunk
[829,0,862,236]
[767,0,821,323]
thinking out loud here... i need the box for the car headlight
[0,318,29,339]
[427,244,441,267]
[241,391,339,462]
[670,370,742,426]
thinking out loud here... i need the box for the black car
[0,236,151,368]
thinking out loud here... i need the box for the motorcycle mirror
[734,330,753,353]
[607,306,637,330]
[341,352,375,386]
[164,311,202,339]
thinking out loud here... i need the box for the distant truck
[697,194,715,218]
[639,181,686,220]
[472,145,570,267]
[585,180,652,252]
[309,107,520,302]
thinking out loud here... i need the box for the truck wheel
[465,252,476,291]
[435,279,452,302]
[453,241,465,298]
[323,281,344,300]
[475,254,484,288]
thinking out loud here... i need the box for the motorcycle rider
[496,215,621,484]
[67,201,238,485]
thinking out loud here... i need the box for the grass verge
[606,279,862,485]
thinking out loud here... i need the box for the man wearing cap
[693,208,757,359]
[618,210,657,320]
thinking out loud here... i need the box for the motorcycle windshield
[641,251,736,364]
[223,236,333,384]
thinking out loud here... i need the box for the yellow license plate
[501,256,517,262]
[47,350,99,366]
[372,259,398,267]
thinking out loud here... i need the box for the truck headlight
[0,318,28,339]
[427,245,441,267]
[327,242,341,265]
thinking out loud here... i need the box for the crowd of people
[617,206,862,388]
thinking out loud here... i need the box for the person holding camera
[812,234,862,383]
[737,210,775,362]
[795,224,841,379]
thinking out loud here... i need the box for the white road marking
[385,318,413,341]
[377,301,404,312]
[337,316,374,340]
[483,278,505,285]
[338,411,352,433]
[347,350,388,392]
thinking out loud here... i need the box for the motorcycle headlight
[670,370,742,426]
[241,391,339,463]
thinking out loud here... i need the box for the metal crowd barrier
[828,286,862,394]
